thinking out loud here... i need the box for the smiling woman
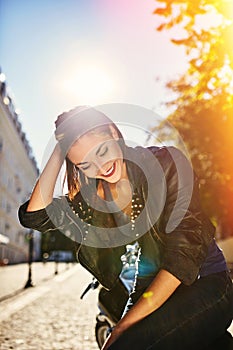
[18,105,233,350]
[62,66,115,105]
[67,132,124,182]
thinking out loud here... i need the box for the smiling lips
[101,162,116,178]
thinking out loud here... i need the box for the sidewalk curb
[0,264,79,322]
[0,263,78,303]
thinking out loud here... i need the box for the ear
[109,125,119,141]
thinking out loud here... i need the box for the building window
[15,175,22,193]
[6,203,11,213]
[0,136,3,153]
[1,197,6,210]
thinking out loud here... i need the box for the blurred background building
[0,68,40,265]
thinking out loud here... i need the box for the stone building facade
[0,69,40,264]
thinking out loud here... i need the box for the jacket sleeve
[153,146,215,285]
[18,197,83,244]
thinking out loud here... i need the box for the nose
[94,162,107,176]
[85,160,104,176]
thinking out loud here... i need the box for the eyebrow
[76,142,107,166]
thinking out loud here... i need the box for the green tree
[153,0,233,238]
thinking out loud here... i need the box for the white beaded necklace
[130,195,143,236]
[74,191,144,242]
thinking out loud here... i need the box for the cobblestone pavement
[0,264,232,350]
[0,262,71,301]
[0,264,100,350]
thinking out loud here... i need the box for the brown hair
[55,106,125,200]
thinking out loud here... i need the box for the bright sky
[0,0,188,166]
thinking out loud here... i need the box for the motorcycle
[80,242,139,349]
[81,242,233,349]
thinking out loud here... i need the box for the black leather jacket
[18,146,215,290]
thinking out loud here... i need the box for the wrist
[112,322,128,335]
[52,143,64,164]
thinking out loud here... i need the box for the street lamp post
[54,251,59,275]
[24,229,34,288]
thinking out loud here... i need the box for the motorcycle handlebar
[80,278,100,299]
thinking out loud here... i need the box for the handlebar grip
[80,279,100,299]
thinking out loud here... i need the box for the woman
[19,106,233,349]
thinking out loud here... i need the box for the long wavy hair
[55,106,126,201]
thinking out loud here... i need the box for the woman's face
[67,126,124,183]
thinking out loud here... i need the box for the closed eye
[80,164,91,171]
[76,142,108,170]
[98,146,108,157]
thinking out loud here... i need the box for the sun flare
[62,66,114,105]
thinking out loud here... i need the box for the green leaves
[153,0,233,238]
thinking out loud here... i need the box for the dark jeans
[108,271,233,350]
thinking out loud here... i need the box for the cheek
[80,167,98,178]
[107,144,123,161]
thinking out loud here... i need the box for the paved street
[0,262,72,301]
[0,264,99,350]
[0,262,232,350]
